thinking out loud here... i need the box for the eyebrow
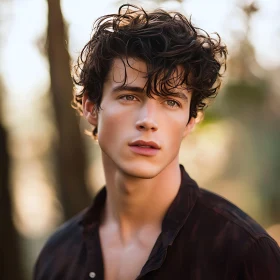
[168,92,189,102]
[111,85,189,101]
[112,85,145,94]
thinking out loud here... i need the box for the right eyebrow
[112,85,145,94]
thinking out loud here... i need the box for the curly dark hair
[73,4,227,137]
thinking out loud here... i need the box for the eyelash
[119,95,137,101]
[118,95,181,108]
[164,99,181,108]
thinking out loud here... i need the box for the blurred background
[0,0,280,279]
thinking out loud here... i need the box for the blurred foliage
[189,1,280,227]
[224,80,267,110]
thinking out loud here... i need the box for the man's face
[84,58,195,179]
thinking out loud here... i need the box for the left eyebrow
[112,85,145,94]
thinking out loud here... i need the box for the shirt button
[89,272,96,278]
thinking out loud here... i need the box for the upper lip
[129,140,161,149]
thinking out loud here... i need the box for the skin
[83,58,196,280]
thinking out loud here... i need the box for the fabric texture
[33,165,280,280]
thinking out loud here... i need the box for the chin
[120,163,162,180]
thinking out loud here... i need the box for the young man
[34,4,280,280]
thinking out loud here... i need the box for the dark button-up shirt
[33,165,280,279]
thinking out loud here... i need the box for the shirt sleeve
[239,237,280,279]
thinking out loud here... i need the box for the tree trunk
[0,123,25,280]
[46,0,91,220]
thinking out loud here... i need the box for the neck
[101,154,182,242]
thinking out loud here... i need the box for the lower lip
[129,146,159,156]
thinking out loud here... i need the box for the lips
[128,140,160,149]
[128,140,161,156]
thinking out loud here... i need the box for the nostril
[136,124,146,130]
[136,118,158,131]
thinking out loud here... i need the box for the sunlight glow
[180,121,232,185]
[13,168,63,238]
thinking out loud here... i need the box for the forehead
[106,57,147,86]
[106,57,186,89]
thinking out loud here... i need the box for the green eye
[166,100,180,107]
[120,95,136,101]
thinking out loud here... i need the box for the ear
[183,117,196,138]
[82,92,98,126]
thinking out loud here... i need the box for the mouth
[128,140,161,156]
[128,140,160,149]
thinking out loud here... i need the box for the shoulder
[41,207,87,251]
[33,208,88,279]
[196,188,268,239]
[178,187,280,275]
[181,187,279,259]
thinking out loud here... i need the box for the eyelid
[164,98,181,108]
[118,94,138,100]
[118,94,181,107]
[168,93,188,103]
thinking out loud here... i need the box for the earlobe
[188,117,196,131]
[82,93,98,126]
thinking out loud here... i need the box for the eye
[119,95,137,101]
[165,99,181,108]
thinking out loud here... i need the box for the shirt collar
[78,185,106,230]
[161,164,199,246]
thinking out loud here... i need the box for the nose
[135,99,159,132]
[136,117,158,131]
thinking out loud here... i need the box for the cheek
[164,116,188,149]
[97,106,133,141]
[168,113,188,133]
[171,126,186,144]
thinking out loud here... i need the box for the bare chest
[99,228,160,280]
[101,244,150,280]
